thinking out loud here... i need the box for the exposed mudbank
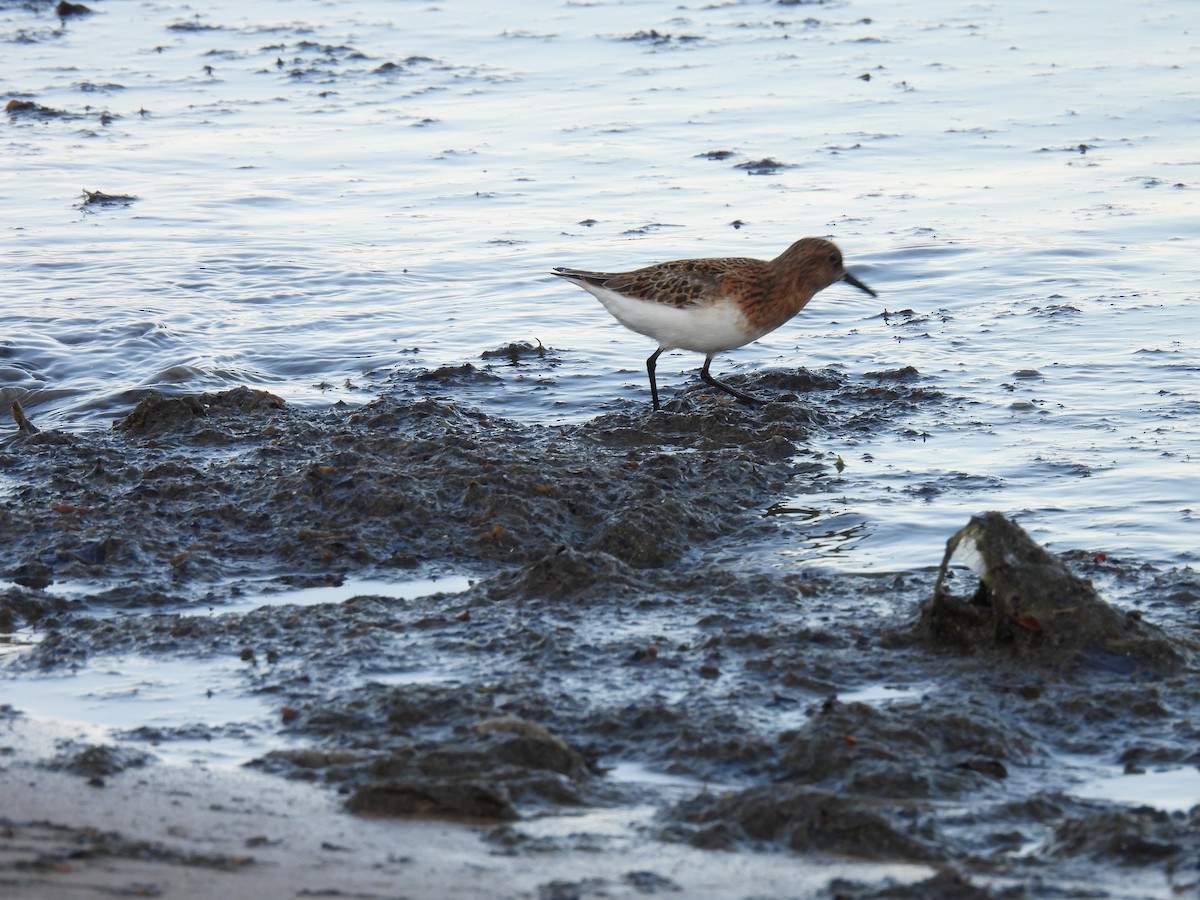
[3,372,1200,897]
[0,369,937,606]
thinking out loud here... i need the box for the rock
[917,512,1193,672]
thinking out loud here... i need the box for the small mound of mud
[412,362,501,385]
[347,779,521,821]
[0,820,254,873]
[669,787,937,861]
[266,720,594,822]
[0,584,76,632]
[660,693,1025,861]
[343,717,592,821]
[773,696,1024,798]
[864,364,922,381]
[117,386,284,439]
[576,369,846,451]
[735,157,794,175]
[485,546,651,600]
[911,512,1193,672]
[43,742,154,778]
[825,869,992,900]
[254,682,599,822]
[1045,805,1200,867]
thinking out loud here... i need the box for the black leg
[646,348,664,411]
[700,354,763,406]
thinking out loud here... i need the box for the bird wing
[555,262,736,310]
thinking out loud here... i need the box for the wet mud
[3,369,1200,897]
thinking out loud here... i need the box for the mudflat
[3,372,1199,898]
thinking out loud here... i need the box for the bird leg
[700,355,763,406]
[646,348,664,411]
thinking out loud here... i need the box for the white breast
[582,284,756,354]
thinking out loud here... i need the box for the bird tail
[551,267,615,287]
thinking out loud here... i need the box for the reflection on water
[767,505,872,566]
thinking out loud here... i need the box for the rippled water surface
[3,0,1197,569]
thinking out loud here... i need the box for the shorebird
[553,237,877,410]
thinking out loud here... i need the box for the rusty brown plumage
[553,237,877,410]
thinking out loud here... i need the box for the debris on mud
[480,340,548,364]
[735,157,795,175]
[11,399,39,435]
[617,29,700,45]
[80,189,138,206]
[5,99,71,118]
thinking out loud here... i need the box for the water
[6,572,475,615]
[15,653,278,766]
[3,0,1198,571]
[1072,764,1200,813]
[0,574,475,766]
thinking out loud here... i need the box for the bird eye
[828,251,841,266]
